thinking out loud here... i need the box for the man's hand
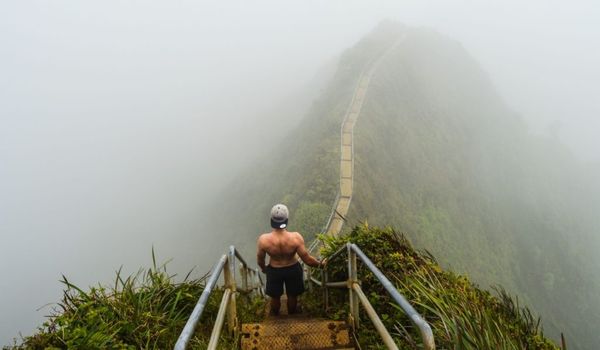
[296,234,324,268]
[320,258,328,267]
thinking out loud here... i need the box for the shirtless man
[257,203,324,315]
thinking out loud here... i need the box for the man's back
[258,230,301,268]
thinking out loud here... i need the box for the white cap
[270,204,289,229]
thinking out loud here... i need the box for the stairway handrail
[308,242,436,350]
[350,243,435,350]
[174,246,264,350]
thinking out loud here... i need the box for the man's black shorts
[265,262,305,297]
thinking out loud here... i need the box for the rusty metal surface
[241,319,352,350]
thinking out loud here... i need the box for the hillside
[345,26,600,348]
[212,22,600,348]
[313,224,558,349]
[7,225,560,349]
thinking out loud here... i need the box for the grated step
[241,318,353,350]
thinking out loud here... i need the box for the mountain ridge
[7,21,600,350]
[213,22,600,349]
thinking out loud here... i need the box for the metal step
[240,318,353,350]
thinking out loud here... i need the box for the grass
[8,224,560,349]
[310,223,560,349]
[5,250,265,350]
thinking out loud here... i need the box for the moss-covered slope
[312,224,558,349]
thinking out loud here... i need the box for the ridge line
[323,35,406,237]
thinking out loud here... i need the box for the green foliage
[313,224,559,349]
[6,254,265,350]
[294,201,330,240]
[192,21,600,348]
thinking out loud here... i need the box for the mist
[1,0,599,344]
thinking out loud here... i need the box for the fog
[1,0,599,343]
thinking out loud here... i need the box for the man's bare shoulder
[257,233,272,244]
[288,231,304,241]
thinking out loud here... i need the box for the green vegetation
[346,26,600,348]
[310,224,558,349]
[6,252,265,350]
[11,225,560,349]
[210,22,599,348]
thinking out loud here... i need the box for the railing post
[225,246,238,336]
[348,243,360,329]
[322,266,329,310]
[249,269,254,294]
[256,270,260,295]
[307,266,313,293]
[240,263,248,292]
[255,268,264,297]
[260,269,265,296]
[253,269,258,294]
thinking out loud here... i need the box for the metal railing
[174,246,264,350]
[308,242,436,350]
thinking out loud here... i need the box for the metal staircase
[173,242,435,350]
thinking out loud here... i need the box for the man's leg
[270,296,281,315]
[287,295,298,314]
[265,266,283,315]
[285,263,305,314]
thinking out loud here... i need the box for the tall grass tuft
[5,250,243,350]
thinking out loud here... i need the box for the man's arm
[295,233,322,268]
[257,236,267,273]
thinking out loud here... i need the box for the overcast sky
[1,0,599,343]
